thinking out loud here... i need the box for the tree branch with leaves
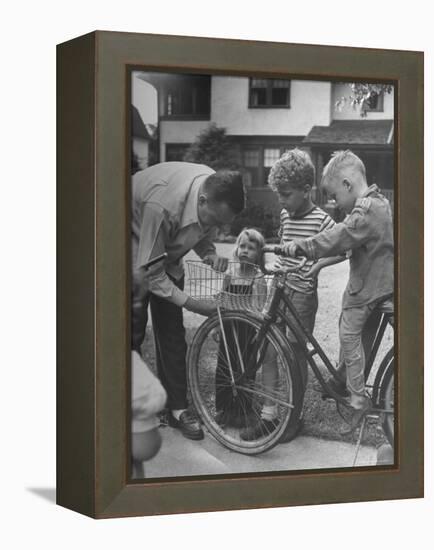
[335,83,394,117]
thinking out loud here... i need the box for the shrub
[230,203,280,239]
[183,123,240,170]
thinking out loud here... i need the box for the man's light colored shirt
[132,162,217,306]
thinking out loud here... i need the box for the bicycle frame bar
[276,293,342,383]
[263,278,393,401]
[362,313,391,380]
[238,275,392,405]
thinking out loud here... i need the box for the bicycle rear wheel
[373,348,394,446]
[381,360,394,446]
[187,311,303,455]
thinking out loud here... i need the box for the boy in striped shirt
[241,149,344,442]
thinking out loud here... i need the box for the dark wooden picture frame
[57,31,423,518]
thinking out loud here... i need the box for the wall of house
[211,77,332,135]
[331,83,394,120]
[159,120,210,161]
[132,74,158,124]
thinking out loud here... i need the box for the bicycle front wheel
[187,311,303,455]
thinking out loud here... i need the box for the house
[131,105,156,173]
[135,73,394,211]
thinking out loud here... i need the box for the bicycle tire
[373,348,394,446]
[187,311,303,455]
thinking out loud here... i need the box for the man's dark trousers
[132,276,188,411]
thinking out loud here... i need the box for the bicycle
[186,247,394,456]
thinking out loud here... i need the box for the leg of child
[339,303,376,409]
[260,346,279,421]
[239,346,279,440]
[288,289,318,391]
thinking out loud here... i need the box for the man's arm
[134,204,216,315]
[134,203,189,306]
[194,234,228,272]
[193,236,217,260]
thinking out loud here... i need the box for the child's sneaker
[340,397,373,435]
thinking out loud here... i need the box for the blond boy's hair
[268,148,315,192]
[233,228,265,271]
[321,150,367,186]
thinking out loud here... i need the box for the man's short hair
[268,148,315,192]
[322,150,366,186]
[204,170,245,214]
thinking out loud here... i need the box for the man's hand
[203,253,228,272]
[184,297,217,317]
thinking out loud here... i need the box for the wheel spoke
[188,311,302,454]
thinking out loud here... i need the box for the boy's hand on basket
[184,297,217,317]
[202,254,228,272]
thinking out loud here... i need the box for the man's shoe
[240,418,278,441]
[340,397,373,435]
[168,410,204,440]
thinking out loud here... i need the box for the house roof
[131,105,153,140]
[303,120,394,146]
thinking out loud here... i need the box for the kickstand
[352,416,367,467]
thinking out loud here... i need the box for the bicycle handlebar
[264,244,306,256]
[263,245,307,273]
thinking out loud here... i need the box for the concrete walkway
[144,425,391,479]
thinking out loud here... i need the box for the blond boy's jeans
[339,301,378,409]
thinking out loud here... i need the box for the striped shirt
[275,206,335,293]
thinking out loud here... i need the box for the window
[241,145,298,187]
[264,148,281,167]
[165,143,191,161]
[249,78,291,108]
[243,148,261,187]
[164,75,211,119]
[362,91,384,113]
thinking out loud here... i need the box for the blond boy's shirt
[299,185,394,309]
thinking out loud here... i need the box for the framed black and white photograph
[129,70,396,479]
[57,31,423,518]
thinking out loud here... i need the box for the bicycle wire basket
[186,260,273,314]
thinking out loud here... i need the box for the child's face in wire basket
[236,235,260,265]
